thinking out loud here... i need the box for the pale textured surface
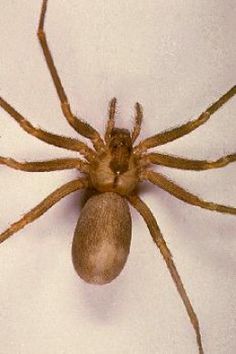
[0,1,236,354]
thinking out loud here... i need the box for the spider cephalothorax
[89,126,140,195]
[0,1,235,354]
[108,128,133,173]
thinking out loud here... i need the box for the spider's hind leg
[127,194,204,354]
[0,178,88,244]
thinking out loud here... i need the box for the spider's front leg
[127,194,204,354]
[37,0,104,151]
[135,85,236,153]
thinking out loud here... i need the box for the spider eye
[111,141,124,149]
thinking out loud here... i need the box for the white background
[0,1,236,353]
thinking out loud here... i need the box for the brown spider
[0,1,236,353]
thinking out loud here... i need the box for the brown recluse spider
[0,1,236,353]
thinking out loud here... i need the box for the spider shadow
[78,277,125,323]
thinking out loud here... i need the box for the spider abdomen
[72,192,132,285]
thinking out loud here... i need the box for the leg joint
[37,29,46,40]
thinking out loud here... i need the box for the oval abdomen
[72,192,132,285]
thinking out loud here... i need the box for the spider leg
[143,170,236,215]
[0,178,88,244]
[105,98,117,144]
[0,96,95,161]
[0,157,89,173]
[37,0,104,151]
[127,194,204,354]
[131,102,143,143]
[142,152,236,170]
[134,85,236,153]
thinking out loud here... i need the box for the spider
[0,1,235,353]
